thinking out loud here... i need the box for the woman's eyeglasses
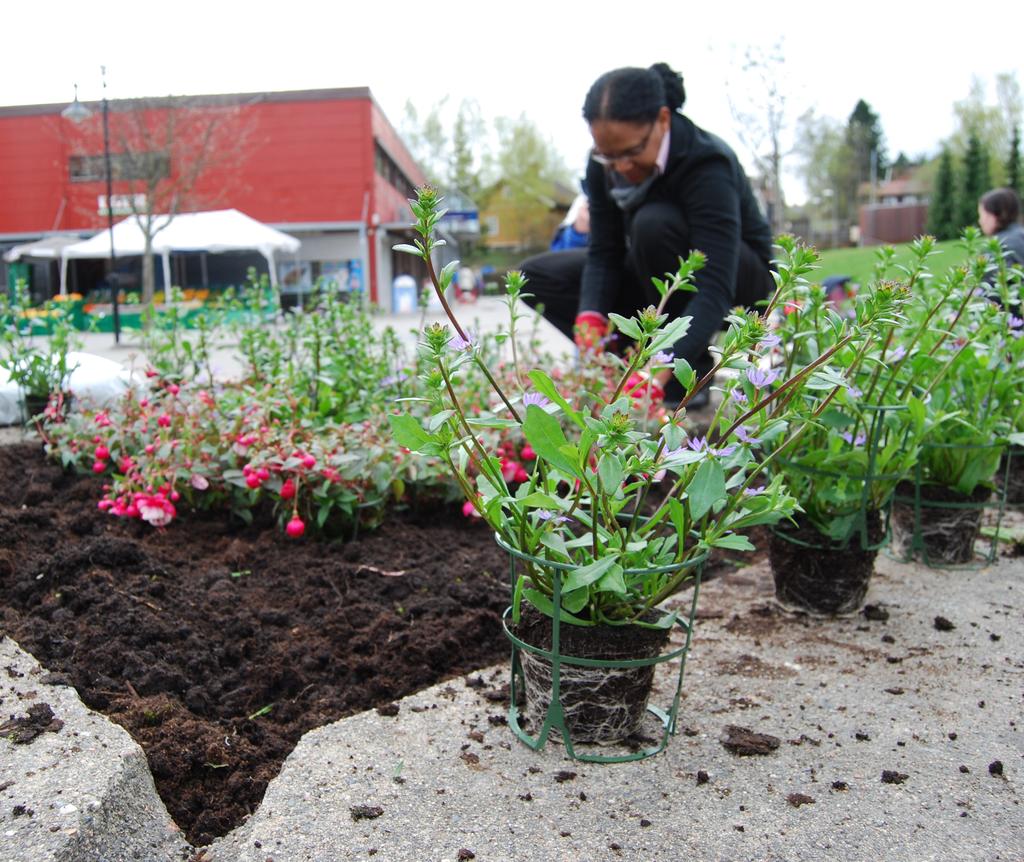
[590,123,655,167]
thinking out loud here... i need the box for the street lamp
[62,67,121,343]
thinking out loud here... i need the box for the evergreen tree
[846,100,888,188]
[927,148,957,240]
[1007,125,1022,196]
[957,131,991,230]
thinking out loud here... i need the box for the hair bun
[648,63,685,111]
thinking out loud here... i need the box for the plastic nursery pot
[889,481,993,566]
[496,535,706,764]
[768,510,885,617]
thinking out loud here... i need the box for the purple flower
[535,509,570,524]
[522,391,550,408]
[756,333,781,351]
[847,384,862,399]
[685,436,736,457]
[381,372,409,386]
[734,425,761,445]
[841,431,867,447]
[1009,315,1024,330]
[746,367,780,390]
[731,388,749,405]
[743,485,766,497]
[450,331,476,351]
[890,345,907,362]
[651,350,674,366]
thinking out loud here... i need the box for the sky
[5,1,1023,204]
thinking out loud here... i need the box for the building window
[69,152,171,183]
[374,143,415,199]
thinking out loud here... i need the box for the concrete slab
[0,636,190,862]
[206,553,1023,862]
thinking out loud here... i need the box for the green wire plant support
[770,404,905,553]
[497,536,707,764]
[889,441,1009,569]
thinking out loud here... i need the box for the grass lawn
[815,239,969,287]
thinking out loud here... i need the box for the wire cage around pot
[888,441,1009,568]
[767,404,906,616]
[496,534,707,764]
[995,445,1024,508]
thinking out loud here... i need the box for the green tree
[400,98,449,186]
[491,113,570,249]
[449,100,485,203]
[926,148,957,240]
[957,131,991,230]
[1007,125,1022,196]
[950,73,1022,187]
[793,108,853,243]
[845,99,887,205]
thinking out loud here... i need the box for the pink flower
[190,474,209,491]
[286,516,306,538]
[144,444,155,455]
[157,414,171,428]
[514,466,529,484]
[245,474,262,489]
[280,479,296,500]
[301,454,316,469]
[501,458,520,482]
[137,494,176,527]
[94,444,110,461]
[520,444,536,461]
[92,461,106,473]
[462,500,482,519]
[167,383,180,396]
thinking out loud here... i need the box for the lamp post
[63,67,121,343]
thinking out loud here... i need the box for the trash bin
[391,274,418,314]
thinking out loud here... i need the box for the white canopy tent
[58,209,301,293]
[4,235,81,263]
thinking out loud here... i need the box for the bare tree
[728,41,790,237]
[70,95,254,304]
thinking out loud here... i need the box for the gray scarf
[608,170,659,212]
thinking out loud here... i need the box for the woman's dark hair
[979,187,1021,232]
[582,63,685,124]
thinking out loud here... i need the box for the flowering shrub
[388,188,901,627]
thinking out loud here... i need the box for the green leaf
[388,414,431,449]
[688,458,725,521]
[648,316,692,353]
[526,369,585,429]
[392,243,422,257]
[427,409,455,432]
[562,555,619,592]
[711,533,755,551]
[560,587,589,614]
[672,358,695,391]
[517,491,562,509]
[595,563,627,596]
[596,453,624,492]
[608,313,643,341]
[522,589,594,626]
[522,405,579,476]
[466,417,519,429]
[667,497,686,539]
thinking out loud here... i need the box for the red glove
[574,311,609,351]
[623,372,665,404]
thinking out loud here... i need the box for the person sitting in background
[978,187,1023,311]
[550,193,591,251]
[978,187,1024,267]
[519,63,774,409]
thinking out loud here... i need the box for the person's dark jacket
[995,222,1024,268]
[581,111,772,363]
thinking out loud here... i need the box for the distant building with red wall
[0,87,429,308]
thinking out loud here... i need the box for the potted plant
[388,190,897,759]
[0,282,80,422]
[758,237,968,614]
[889,233,1024,564]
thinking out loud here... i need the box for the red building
[0,87,430,308]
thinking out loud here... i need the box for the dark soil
[0,442,511,846]
[768,511,884,615]
[890,481,990,565]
